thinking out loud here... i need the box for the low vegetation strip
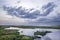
[0,26,60,29]
[13,26,60,29]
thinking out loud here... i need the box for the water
[44,31,60,40]
[19,28,60,40]
[5,27,60,40]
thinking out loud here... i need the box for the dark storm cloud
[20,10,40,19]
[3,6,40,19]
[41,2,56,16]
[37,13,60,23]
[42,2,54,9]
[36,13,60,26]
[3,2,56,19]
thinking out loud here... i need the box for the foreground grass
[0,35,34,40]
[0,26,34,40]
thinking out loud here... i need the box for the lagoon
[5,27,60,40]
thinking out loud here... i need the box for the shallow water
[5,27,60,40]
[19,28,60,40]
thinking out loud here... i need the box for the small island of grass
[34,31,51,36]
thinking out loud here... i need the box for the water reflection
[45,31,60,40]
[41,36,51,40]
[5,27,60,40]
[19,28,60,40]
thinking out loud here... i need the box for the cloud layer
[0,0,60,26]
[3,2,56,19]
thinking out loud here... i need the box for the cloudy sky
[0,0,60,26]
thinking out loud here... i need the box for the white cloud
[0,0,60,26]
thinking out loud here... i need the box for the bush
[34,31,51,36]
[21,36,33,40]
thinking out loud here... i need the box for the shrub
[21,36,33,40]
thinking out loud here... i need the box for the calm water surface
[5,27,60,40]
[19,28,60,40]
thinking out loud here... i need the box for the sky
[0,0,60,26]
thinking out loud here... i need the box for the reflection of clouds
[41,30,60,40]
[46,31,60,40]
[41,36,51,40]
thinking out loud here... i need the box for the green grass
[0,26,19,36]
[12,26,60,29]
[0,26,60,29]
[34,31,51,36]
[0,26,34,40]
[0,35,34,40]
